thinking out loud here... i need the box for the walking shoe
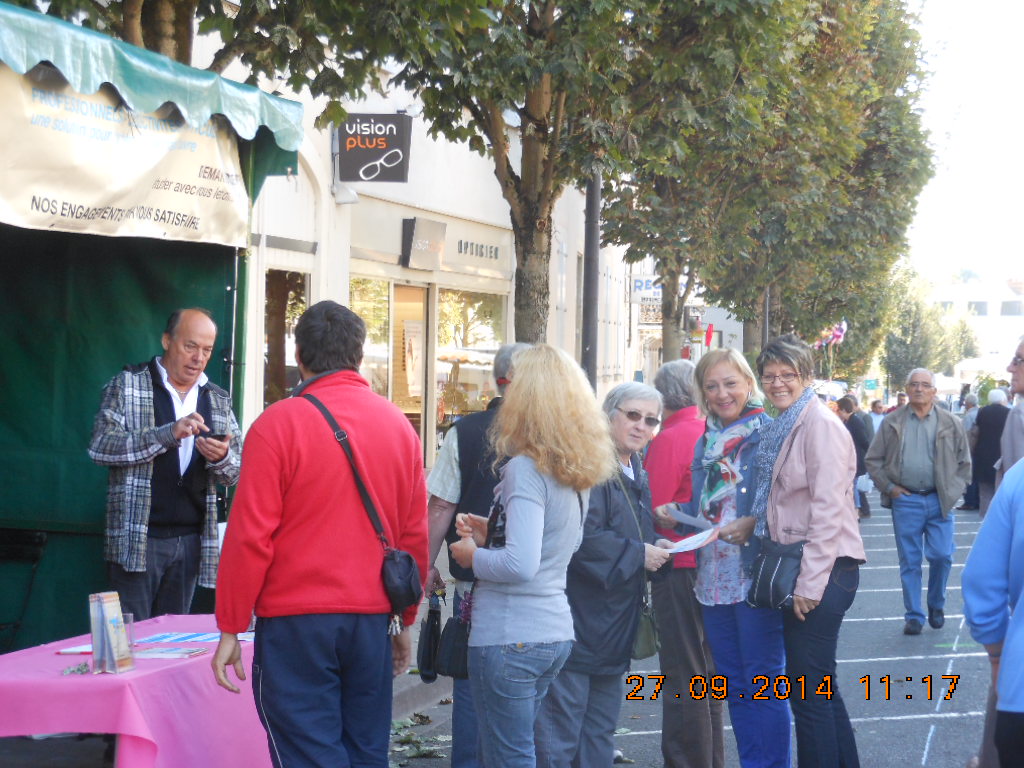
[956,505,978,511]
[903,619,923,635]
[928,608,945,629]
[858,510,871,519]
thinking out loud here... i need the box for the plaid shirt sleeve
[88,371,177,466]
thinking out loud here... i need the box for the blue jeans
[783,558,861,767]
[107,533,200,620]
[452,588,483,768]
[701,602,791,768]
[469,641,573,768]
[891,493,954,623]
[253,613,392,768]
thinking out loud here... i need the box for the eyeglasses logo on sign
[334,114,412,183]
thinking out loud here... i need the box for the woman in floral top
[680,348,791,768]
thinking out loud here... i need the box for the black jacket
[844,412,870,476]
[562,455,659,676]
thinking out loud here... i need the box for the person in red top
[212,301,428,767]
[643,359,724,768]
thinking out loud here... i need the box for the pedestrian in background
[866,368,971,636]
[837,395,871,520]
[644,360,724,768]
[973,389,1010,516]
[756,334,867,767]
[536,382,671,767]
[684,348,791,768]
[958,392,981,511]
[449,344,616,768]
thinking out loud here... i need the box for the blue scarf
[751,386,816,537]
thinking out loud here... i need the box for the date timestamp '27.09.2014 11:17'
[625,674,961,701]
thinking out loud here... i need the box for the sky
[907,0,1024,281]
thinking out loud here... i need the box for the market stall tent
[0,2,303,650]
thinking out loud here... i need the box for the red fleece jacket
[215,370,428,633]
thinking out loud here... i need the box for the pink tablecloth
[0,614,272,768]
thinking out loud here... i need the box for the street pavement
[1,487,991,767]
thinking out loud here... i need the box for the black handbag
[417,592,442,683]
[304,394,424,620]
[435,603,472,679]
[746,537,805,610]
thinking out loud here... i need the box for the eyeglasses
[616,407,660,428]
[760,372,800,385]
[1010,355,1024,368]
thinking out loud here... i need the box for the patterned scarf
[751,386,816,537]
[699,401,770,524]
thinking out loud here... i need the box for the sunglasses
[616,407,660,428]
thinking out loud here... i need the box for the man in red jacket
[212,301,428,767]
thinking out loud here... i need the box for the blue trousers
[783,558,861,767]
[252,613,393,767]
[701,602,791,768]
[535,667,624,768]
[891,493,955,624]
[452,588,483,768]
[469,641,572,768]
[107,533,200,621]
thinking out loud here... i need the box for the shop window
[435,289,506,444]
[968,301,987,316]
[264,270,309,408]
[1001,301,1022,316]
[350,278,390,397]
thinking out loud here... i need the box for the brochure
[133,647,209,659]
[667,527,719,554]
[88,592,134,674]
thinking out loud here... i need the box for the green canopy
[0,1,302,195]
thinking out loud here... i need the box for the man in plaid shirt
[88,308,241,620]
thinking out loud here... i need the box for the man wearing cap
[866,368,971,636]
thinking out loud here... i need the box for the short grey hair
[905,368,936,387]
[988,388,1008,406]
[756,333,815,380]
[493,343,532,395]
[602,382,663,419]
[653,360,697,411]
[964,392,979,407]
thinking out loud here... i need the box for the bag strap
[303,393,390,553]
[615,473,654,606]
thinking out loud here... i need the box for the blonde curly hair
[491,344,617,491]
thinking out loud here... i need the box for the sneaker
[903,619,923,635]
[613,749,626,764]
[928,608,945,629]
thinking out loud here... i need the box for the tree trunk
[512,215,552,343]
[743,317,761,357]
[141,0,179,60]
[660,271,683,362]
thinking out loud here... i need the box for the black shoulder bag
[304,394,423,632]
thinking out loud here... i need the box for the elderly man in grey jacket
[865,368,972,636]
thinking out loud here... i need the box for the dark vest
[447,397,503,581]
[147,360,211,537]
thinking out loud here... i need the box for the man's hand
[450,537,477,568]
[792,595,819,621]
[172,412,207,441]
[425,566,446,594]
[644,543,671,571]
[890,485,911,499]
[212,633,245,693]
[392,627,412,677]
[196,434,231,463]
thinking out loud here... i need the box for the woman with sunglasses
[535,382,672,767]
[684,348,791,768]
[449,344,616,768]
[754,334,866,767]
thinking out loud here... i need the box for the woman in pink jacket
[753,334,867,768]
